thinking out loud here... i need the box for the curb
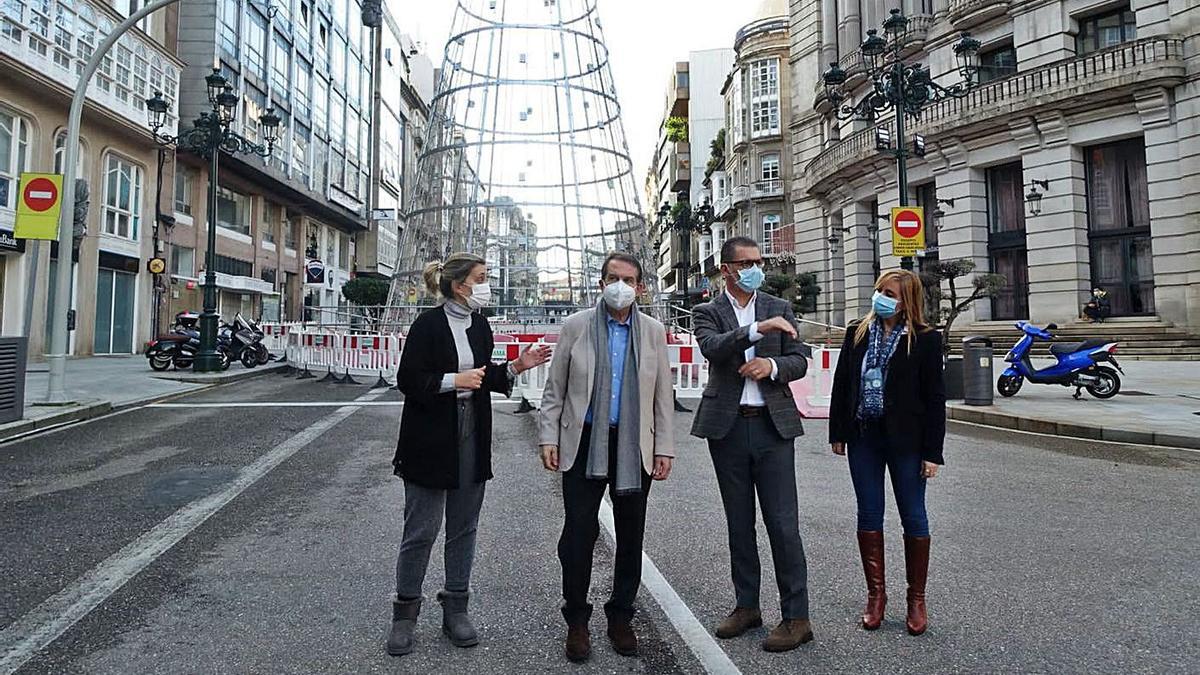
[946,404,1200,451]
[1,364,287,443]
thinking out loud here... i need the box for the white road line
[598,500,742,675]
[148,401,404,408]
[0,388,385,674]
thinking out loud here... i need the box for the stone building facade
[790,0,1200,334]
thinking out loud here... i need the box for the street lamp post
[145,73,282,371]
[822,8,981,271]
[654,190,714,317]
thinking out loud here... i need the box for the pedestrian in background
[538,252,675,664]
[828,269,946,636]
[387,252,551,657]
[690,236,814,653]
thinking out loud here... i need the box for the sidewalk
[948,360,1200,450]
[4,357,285,441]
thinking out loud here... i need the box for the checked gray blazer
[689,291,810,441]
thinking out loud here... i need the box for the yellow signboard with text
[14,172,64,240]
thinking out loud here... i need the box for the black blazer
[393,305,513,489]
[828,322,947,464]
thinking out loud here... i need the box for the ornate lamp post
[654,190,714,314]
[146,71,282,371]
[822,9,981,270]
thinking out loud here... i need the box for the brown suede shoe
[565,624,591,663]
[715,607,763,639]
[607,620,638,656]
[762,619,814,653]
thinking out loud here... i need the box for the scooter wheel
[255,344,270,365]
[997,374,1023,397]
[241,349,259,368]
[1086,367,1121,399]
[149,354,172,372]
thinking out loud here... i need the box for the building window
[312,75,328,137]
[173,167,192,216]
[762,214,782,255]
[676,70,689,89]
[219,0,239,60]
[293,124,311,186]
[977,44,1017,83]
[263,202,280,244]
[53,132,86,175]
[272,33,290,101]
[750,58,780,137]
[170,245,195,276]
[1076,7,1136,55]
[213,253,253,277]
[245,9,267,81]
[760,153,780,181]
[295,59,311,119]
[102,154,143,240]
[0,111,29,211]
[730,71,744,145]
[285,217,297,249]
[338,231,350,269]
[216,187,250,236]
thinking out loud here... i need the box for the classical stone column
[1136,86,1197,330]
[842,199,878,320]
[929,137,991,323]
[1017,113,1091,324]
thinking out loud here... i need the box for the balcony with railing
[947,0,1011,30]
[751,179,784,200]
[715,195,733,219]
[805,37,1186,194]
[0,0,182,136]
[669,141,691,191]
[761,221,796,256]
[731,184,750,206]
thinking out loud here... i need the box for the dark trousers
[848,420,929,536]
[558,424,651,626]
[708,414,810,620]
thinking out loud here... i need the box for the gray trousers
[395,400,487,599]
[708,413,810,620]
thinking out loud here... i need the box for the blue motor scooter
[998,322,1123,400]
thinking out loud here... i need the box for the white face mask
[465,281,492,310]
[602,280,637,311]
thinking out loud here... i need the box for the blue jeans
[847,420,929,536]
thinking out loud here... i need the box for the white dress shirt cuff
[768,357,779,381]
[748,321,764,343]
[440,373,457,393]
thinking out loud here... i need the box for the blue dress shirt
[585,312,630,426]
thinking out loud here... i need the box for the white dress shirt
[725,290,779,406]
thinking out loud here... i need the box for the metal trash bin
[962,335,994,407]
[0,336,29,423]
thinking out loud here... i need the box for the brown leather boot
[857,531,887,630]
[565,624,591,663]
[607,620,638,656]
[762,619,814,652]
[904,535,931,636]
[715,607,763,639]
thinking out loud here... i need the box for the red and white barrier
[790,346,840,419]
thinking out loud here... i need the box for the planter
[944,356,965,400]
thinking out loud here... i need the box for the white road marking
[0,388,386,674]
[148,401,404,408]
[598,500,742,675]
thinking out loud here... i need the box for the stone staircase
[947,319,1200,361]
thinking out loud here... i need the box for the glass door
[987,163,1030,320]
[94,269,136,354]
[1086,139,1155,316]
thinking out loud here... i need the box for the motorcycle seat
[156,334,191,342]
[1050,338,1110,355]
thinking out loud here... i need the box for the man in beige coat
[538,252,675,664]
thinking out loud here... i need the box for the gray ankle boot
[438,590,480,647]
[386,596,421,656]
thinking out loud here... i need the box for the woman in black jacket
[829,269,946,637]
[387,253,550,657]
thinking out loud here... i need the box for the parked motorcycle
[145,312,232,371]
[225,313,270,368]
[998,322,1123,400]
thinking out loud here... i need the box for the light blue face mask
[735,264,765,293]
[872,291,899,318]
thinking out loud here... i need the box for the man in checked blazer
[690,236,813,653]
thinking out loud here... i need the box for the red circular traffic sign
[894,209,922,238]
[23,178,59,212]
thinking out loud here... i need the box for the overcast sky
[389,0,767,195]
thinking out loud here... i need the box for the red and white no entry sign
[23,177,59,212]
[894,209,922,238]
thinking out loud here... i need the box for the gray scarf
[586,300,643,496]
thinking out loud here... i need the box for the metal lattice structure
[388,0,652,313]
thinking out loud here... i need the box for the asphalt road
[0,373,1196,674]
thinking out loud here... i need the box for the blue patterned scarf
[857,319,905,420]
